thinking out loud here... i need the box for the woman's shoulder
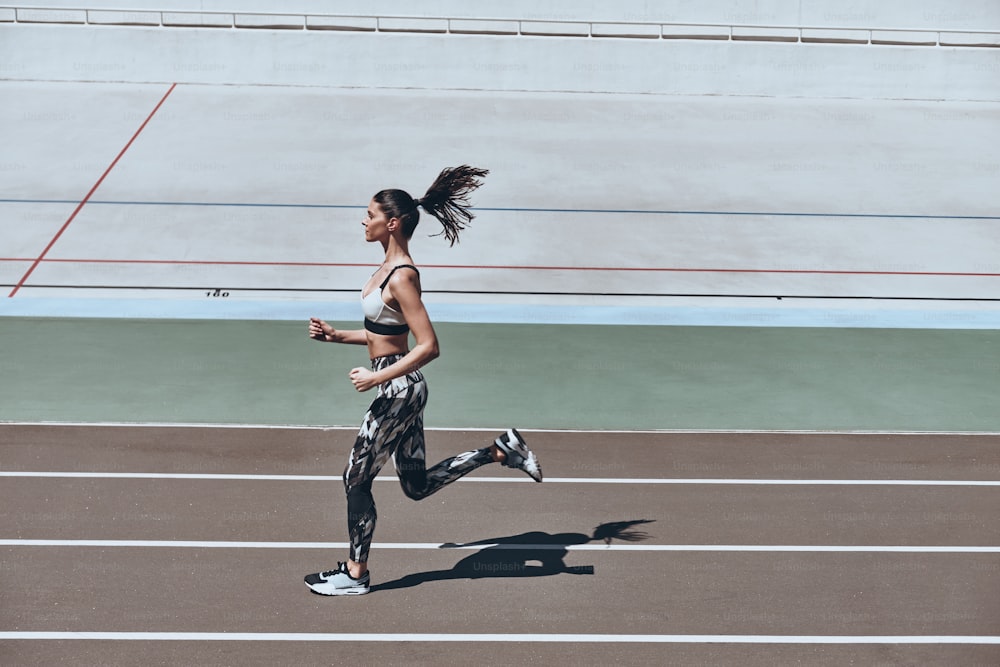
[378,263,419,288]
[386,264,421,291]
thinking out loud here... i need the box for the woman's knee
[398,473,428,501]
[346,483,375,521]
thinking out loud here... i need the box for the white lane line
[4,421,1000,436]
[2,540,998,552]
[0,632,997,644]
[0,471,997,486]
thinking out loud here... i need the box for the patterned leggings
[343,354,496,563]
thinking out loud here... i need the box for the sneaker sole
[305,581,370,596]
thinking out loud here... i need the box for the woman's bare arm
[309,318,368,345]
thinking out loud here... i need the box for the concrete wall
[1,3,998,324]
[2,23,999,101]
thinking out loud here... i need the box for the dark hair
[372,165,488,246]
[591,519,655,545]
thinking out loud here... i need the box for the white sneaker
[495,428,543,482]
[304,562,370,596]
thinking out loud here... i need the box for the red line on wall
[1,257,997,278]
[7,83,178,298]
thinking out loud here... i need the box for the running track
[2,425,998,665]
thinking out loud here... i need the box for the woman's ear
[386,217,401,232]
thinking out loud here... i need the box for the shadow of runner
[373,519,655,592]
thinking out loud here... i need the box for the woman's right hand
[308,317,333,342]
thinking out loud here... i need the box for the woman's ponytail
[372,165,488,246]
[415,165,489,246]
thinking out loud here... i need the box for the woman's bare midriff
[366,331,409,360]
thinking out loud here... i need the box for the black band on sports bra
[364,318,410,336]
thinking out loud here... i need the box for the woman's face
[362,199,391,243]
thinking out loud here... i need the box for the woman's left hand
[349,367,378,392]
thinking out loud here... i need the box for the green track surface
[2,317,998,431]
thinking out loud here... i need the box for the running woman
[304,166,543,596]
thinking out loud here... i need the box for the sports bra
[362,264,419,335]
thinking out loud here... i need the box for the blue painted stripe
[2,297,999,329]
[1,198,997,220]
